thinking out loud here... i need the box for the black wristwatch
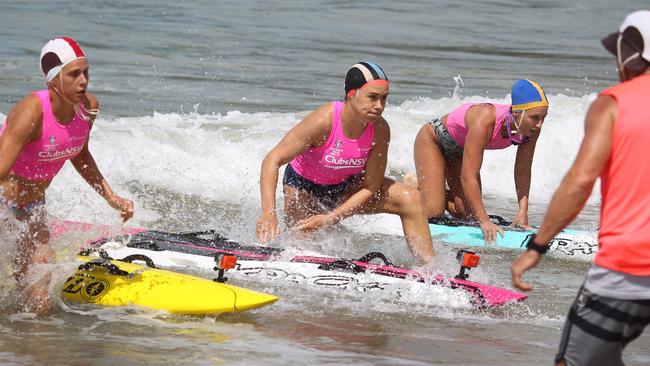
[525,234,549,255]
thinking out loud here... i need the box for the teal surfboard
[429,215,598,257]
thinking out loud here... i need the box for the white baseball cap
[602,10,650,71]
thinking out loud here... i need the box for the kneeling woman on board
[0,37,134,314]
[256,62,436,268]
[413,80,548,244]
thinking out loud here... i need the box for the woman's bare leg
[14,211,53,315]
[445,157,471,219]
[352,178,436,266]
[414,123,447,219]
[445,157,483,220]
[282,185,326,227]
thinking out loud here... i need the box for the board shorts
[428,118,463,161]
[555,286,650,366]
[283,163,361,210]
[0,197,46,221]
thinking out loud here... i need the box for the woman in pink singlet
[0,37,133,314]
[413,80,548,244]
[256,62,436,268]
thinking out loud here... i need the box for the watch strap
[525,234,549,255]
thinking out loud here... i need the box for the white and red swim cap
[40,37,86,81]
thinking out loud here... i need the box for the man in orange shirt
[510,10,650,366]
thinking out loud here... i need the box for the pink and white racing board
[52,222,527,308]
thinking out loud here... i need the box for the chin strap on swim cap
[48,67,99,122]
[513,109,525,131]
[506,110,529,145]
[75,103,99,122]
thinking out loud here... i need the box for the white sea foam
[0,92,593,240]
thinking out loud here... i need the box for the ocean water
[0,0,649,365]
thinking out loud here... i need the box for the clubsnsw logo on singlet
[38,135,86,162]
[324,139,368,170]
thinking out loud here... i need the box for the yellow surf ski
[63,256,278,314]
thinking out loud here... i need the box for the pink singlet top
[445,103,513,149]
[0,89,91,181]
[290,101,375,185]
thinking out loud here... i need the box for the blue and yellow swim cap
[511,79,548,111]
